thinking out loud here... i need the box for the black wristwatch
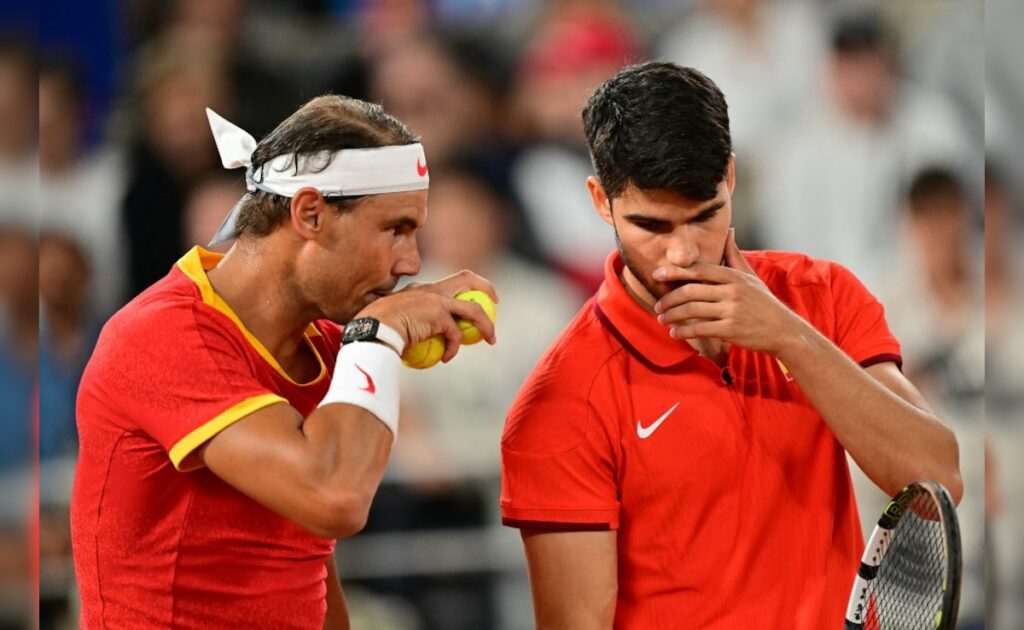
[342,317,405,354]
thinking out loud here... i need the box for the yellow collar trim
[176,246,327,386]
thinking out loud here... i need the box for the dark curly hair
[582,62,732,203]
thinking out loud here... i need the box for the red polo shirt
[72,247,341,629]
[501,250,901,629]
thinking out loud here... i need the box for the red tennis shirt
[501,250,902,629]
[71,247,341,629]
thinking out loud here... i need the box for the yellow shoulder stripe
[169,393,288,471]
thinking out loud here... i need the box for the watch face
[343,317,378,343]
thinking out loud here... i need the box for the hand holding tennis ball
[402,290,497,369]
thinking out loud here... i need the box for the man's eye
[633,220,669,233]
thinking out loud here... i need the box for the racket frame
[843,480,962,630]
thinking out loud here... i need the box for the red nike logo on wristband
[355,365,376,393]
[416,158,428,177]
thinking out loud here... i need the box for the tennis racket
[844,480,962,630]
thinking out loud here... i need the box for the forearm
[297,404,393,534]
[777,325,962,502]
[296,339,399,534]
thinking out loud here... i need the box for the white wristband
[320,341,401,443]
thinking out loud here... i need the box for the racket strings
[864,493,947,630]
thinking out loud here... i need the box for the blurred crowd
[0,0,1020,628]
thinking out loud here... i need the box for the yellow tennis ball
[400,290,496,369]
[455,290,497,345]
[401,336,445,369]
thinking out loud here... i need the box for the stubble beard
[614,228,669,301]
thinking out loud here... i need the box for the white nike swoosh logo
[637,403,680,439]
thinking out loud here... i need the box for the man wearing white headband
[71,95,497,629]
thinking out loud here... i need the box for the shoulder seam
[584,345,627,449]
[503,343,626,458]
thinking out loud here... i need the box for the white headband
[205,108,429,246]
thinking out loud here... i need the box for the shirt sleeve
[500,361,621,530]
[97,301,287,471]
[829,263,903,368]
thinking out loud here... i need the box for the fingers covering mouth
[369,285,398,299]
[666,280,699,291]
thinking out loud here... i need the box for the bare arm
[776,338,961,502]
[655,229,962,503]
[197,271,499,538]
[199,401,391,538]
[323,553,349,630]
[521,529,618,630]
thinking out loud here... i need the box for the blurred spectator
[882,167,983,403]
[984,162,1024,628]
[0,38,34,163]
[369,32,543,264]
[986,164,1015,339]
[0,36,37,224]
[877,166,985,623]
[0,34,36,629]
[121,33,228,299]
[660,0,826,153]
[39,55,128,316]
[900,0,984,137]
[659,0,826,246]
[757,10,976,292]
[182,175,247,254]
[370,33,509,169]
[352,0,431,58]
[369,164,581,630]
[398,164,583,484]
[511,2,646,292]
[165,0,300,138]
[38,231,96,630]
[0,225,36,474]
[39,232,100,463]
[0,225,36,624]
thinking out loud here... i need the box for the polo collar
[595,250,698,368]
[175,246,326,386]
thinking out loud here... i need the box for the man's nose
[665,235,699,268]
[393,239,421,277]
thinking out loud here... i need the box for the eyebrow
[387,216,422,231]
[623,200,725,224]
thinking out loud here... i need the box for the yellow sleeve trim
[169,393,289,472]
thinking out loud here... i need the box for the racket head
[844,480,962,630]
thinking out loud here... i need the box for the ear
[289,188,327,240]
[587,176,614,227]
[726,154,736,195]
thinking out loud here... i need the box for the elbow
[943,437,963,506]
[945,471,963,507]
[938,427,963,507]
[307,488,373,539]
[899,425,962,507]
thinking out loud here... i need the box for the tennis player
[70,95,496,628]
[499,62,962,629]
